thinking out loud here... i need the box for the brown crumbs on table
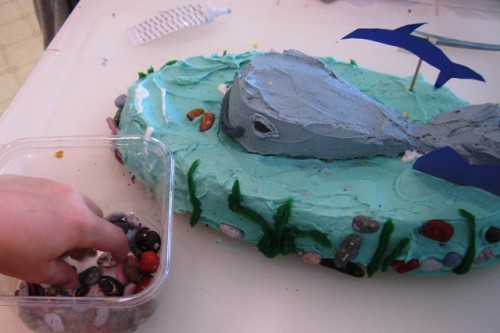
[54,150,64,159]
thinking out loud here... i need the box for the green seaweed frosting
[187,159,202,227]
[228,179,331,258]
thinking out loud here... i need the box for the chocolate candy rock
[74,284,90,297]
[187,108,205,121]
[124,255,143,283]
[60,308,96,332]
[391,259,419,274]
[199,112,216,132]
[17,282,30,297]
[296,250,322,265]
[135,275,154,294]
[104,211,130,234]
[97,252,118,269]
[43,312,65,332]
[320,259,365,278]
[135,227,161,253]
[443,252,463,268]
[27,282,44,296]
[125,212,142,229]
[484,226,500,243]
[419,258,443,272]
[420,219,454,242]
[94,307,111,328]
[334,234,362,268]
[98,276,124,297]
[104,211,126,222]
[474,247,495,264]
[114,94,127,109]
[123,283,138,296]
[44,286,67,297]
[112,220,130,234]
[78,266,103,286]
[352,215,379,233]
[18,310,50,331]
[219,223,244,239]
[139,251,160,274]
[107,309,132,332]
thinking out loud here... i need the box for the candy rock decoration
[421,219,454,242]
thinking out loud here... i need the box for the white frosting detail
[144,126,155,140]
[402,149,423,162]
[134,83,150,114]
[143,126,155,154]
[160,88,169,123]
[217,83,228,95]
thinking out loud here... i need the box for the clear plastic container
[0,135,174,332]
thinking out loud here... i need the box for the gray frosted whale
[220,50,499,165]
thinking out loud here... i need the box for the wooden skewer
[409,35,430,92]
[409,57,423,92]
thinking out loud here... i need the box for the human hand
[0,175,129,288]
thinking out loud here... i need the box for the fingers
[85,216,129,264]
[37,259,79,289]
[81,193,104,218]
[79,194,128,263]
[68,248,92,260]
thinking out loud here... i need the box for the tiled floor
[0,0,44,117]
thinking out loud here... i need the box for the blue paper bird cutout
[413,146,500,196]
[342,23,485,88]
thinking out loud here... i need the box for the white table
[1,1,499,332]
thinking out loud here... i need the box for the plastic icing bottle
[128,3,231,46]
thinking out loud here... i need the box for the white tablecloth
[1,1,499,332]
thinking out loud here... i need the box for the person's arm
[0,175,128,288]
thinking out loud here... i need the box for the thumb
[38,259,79,289]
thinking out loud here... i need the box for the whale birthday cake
[112,50,499,278]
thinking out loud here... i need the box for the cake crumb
[402,150,423,162]
[217,84,229,95]
[54,150,64,159]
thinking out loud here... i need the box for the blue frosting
[118,51,499,277]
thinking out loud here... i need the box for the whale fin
[342,22,427,41]
[413,146,500,196]
[342,29,374,40]
[435,62,486,88]
[343,23,486,88]
[394,22,427,34]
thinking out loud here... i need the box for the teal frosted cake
[112,50,499,278]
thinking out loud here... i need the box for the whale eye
[254,121,271,133]
[250,114,279,138]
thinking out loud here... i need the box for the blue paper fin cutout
[435,62,486,88]
[413,146,500,196]
[394,22,426,34]
[342,23,485,88]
